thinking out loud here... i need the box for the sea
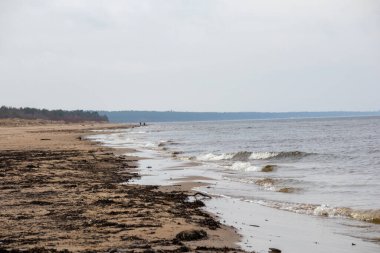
[88,116,380,253]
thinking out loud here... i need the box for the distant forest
[0,106,108,123]
[99,110,380,123]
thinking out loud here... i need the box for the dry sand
[0,119,244,253]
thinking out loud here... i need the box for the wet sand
[0,120,243,252]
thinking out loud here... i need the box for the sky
[0,0,379,112]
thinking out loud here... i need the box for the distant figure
[143,122,146,126]
[139,122,142,126]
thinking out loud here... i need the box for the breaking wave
[196,151,311,162]
[197,153,234,161]
[222,176,271,189]
[230,162,261,172]
[250,199,380,224]
[249,151,311,160]
[224,176,299,192]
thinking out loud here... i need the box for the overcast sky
[0,0,379,112]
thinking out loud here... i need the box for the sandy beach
[0,120,243,252]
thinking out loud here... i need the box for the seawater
[88,116,380,251]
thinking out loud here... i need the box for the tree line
[0,106,108,123]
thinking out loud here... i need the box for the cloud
[0,0,379,111]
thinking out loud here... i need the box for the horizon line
[2,105,380,114]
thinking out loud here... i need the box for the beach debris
[195,246,245,252]
[192,192,211,200]
[171,151,183,157]
[183,198,205,208]
[30,200,51,206]
[94,198,117,206]
[261,165,277,172]
[121,235,143,241]
[255,178,276,187]
[277,187,298,193]
[176,229,207,241]
[0,247,71,252]
[0,145,243,252]
[198,217,220,230]
[269,248,281,253]
[26,164,38,169]
[249,224,260,227]
[178,245,190,252]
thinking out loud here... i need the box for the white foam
[249,152,279,160]
[144,142,156,148]
[248,199,378,223]
[197,153,234,161]
[230,162,260,172]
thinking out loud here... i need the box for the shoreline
[0,120,244,252]
[92,122,380,253]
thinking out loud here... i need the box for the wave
[231,151,253,161]
[197,153,234,161]
[158,140,180,147]
[249,152,278,160]
[230,162,260,172]
[223,176,278,191]
[250,151,311,160]
[222,176,301,193]
[196,150,311,162]
[232,151,311,160]
[251,199,380,224]
[313,205,380,224]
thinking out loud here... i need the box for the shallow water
[88,116,380,252]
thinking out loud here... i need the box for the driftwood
[190,192,212,200]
